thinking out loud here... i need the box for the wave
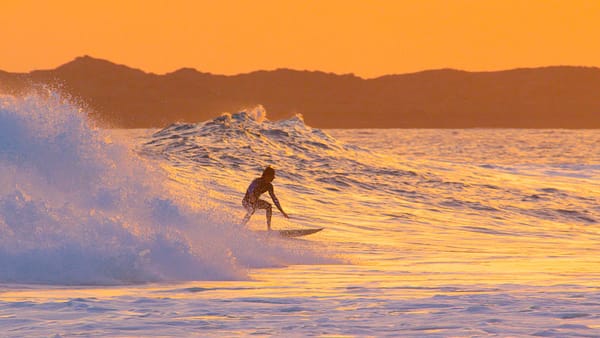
[142,105,419,195]
[144,105,349,165]
[0,95,327,285]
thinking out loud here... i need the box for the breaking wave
[0,95,326,285]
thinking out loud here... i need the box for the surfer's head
[262,166,275,182]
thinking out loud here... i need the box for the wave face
[0,97,325,285]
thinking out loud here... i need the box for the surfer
[242,166,289,230]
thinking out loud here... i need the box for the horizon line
[4,55,600,81]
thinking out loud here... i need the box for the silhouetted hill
[1,55,599,128]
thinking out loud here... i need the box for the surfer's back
[244,177,272,203]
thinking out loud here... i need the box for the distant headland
[1,55,599,128]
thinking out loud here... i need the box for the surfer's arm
[268,185,289,218]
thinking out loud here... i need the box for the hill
[1,56,599,128]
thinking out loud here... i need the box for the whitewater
[1,93,599,337]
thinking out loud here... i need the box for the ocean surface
[1,93,599,337]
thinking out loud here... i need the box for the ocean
[1,93,599,337]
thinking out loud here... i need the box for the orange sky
[2,0,600,78]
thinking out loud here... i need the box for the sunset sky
[3,0,600,78]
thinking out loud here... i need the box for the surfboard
[271,228,324,237]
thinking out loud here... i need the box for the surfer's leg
[266,206,272,230]
[242,209,254,225]
[256,199,272,230]
[241,200,255,225]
